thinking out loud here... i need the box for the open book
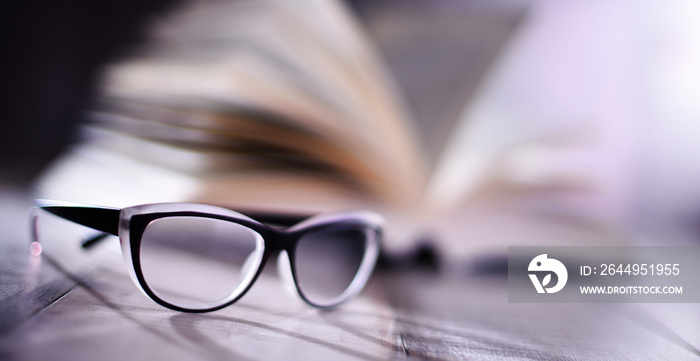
[36,0,623,263]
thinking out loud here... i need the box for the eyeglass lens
[138,216,263,309]
[293,225,371,305]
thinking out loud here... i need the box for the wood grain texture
[1,187,699,361]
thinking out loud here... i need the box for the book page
[138,0,426,203]
[424,0,641,262]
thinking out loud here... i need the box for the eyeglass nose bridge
[254,228,299,274]
[248,229,302,300]
[260,227,297,251]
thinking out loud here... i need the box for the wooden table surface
[1,186,699,361]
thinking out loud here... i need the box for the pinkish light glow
[29,242,43,256]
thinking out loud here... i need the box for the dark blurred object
[0,0,180,182]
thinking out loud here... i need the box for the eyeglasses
[30,200,383,312]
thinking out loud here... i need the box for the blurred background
[0,0,180,181]
[2,0,700,260]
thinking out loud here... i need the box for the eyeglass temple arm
[33,200,121,248]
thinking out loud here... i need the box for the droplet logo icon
[528,254,568,293]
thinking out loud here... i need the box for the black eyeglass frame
[31,199,383,312]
